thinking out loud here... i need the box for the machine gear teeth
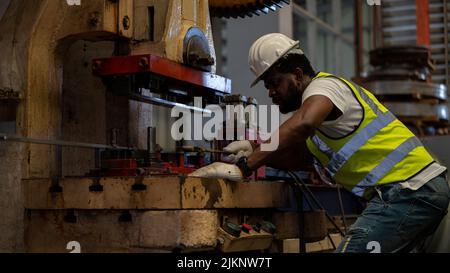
[209,0,290,19]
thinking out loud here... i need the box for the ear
[294,67,304,83]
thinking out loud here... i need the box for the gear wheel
[209,0,290,19]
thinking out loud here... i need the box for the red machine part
[101,159,139,177]
[98,156,200,177]
[163,162,198,175]
[92,54,232,94]
[241,223,253,233]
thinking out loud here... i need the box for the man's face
[263,70,303,114]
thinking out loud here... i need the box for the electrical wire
[337,185,348,234]
[287,171,346,237]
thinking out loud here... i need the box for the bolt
[89,12,101,27]
[138,57,149,69]
[92,60,103,71]
[122,16,131,30]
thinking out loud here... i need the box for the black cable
[286,172,340,251]
[286,172,307,253]
[288,177,315,210]
[337,185,348,234]
[288,171,346,237]
[327,233,337,250]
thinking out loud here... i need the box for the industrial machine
[363,46,450,136]
[0,0,360,253]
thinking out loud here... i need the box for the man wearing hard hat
[189,33,450,252]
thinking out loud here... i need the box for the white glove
[222,140,254,164]
[188,162,243,182]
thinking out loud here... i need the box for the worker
[189,33,450,253]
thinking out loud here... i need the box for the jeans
[336,173,450,253]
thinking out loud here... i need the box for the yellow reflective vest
[306,72,435,199]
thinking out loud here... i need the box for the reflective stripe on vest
[351,137,423,196]
[311,84,397,178]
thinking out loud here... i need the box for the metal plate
[369,46,433,69]
[366,67,431,82]
[365,81,448,101]
[384,102,449,121]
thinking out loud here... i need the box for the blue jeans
[336,173,450,253]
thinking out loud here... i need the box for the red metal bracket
[92,54,232,94]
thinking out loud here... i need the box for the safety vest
[306,72,434,199]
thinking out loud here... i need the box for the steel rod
[0,133,131,150]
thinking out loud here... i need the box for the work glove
[188,162,243,182]
[222,140,254,164]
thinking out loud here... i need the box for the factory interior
[0,0,450,254]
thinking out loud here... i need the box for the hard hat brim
[250,41,301,88]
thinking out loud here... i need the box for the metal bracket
[89,178,104,192]
[132,176,147,191]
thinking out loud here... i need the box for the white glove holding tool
[222,140,254,164]
[188,141,256,181]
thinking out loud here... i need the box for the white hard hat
[248,33,303,87]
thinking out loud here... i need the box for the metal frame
[291,0,370,77]
[292,1,354,45]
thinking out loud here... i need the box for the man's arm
[247,95,335,170]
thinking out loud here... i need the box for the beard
[278,80,302,114]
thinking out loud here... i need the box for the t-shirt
[302,77,447,190]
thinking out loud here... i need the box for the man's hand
[222,140,255,164]
[188,162,244,182]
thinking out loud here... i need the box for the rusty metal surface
[25,209,307,253]
[181,178,291,209]
[25,210,219,253]
[23,177,293,210]
[369,46,434,69]
[366,46,435,82]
